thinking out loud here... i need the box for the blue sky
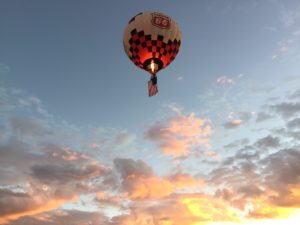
[1,1,300,225]
[1,0,299,127]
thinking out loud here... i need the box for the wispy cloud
[177,76,183,81]
[270,1,300,61]
[216,76,235,85]
[272,38,298,60]
[278,3,300,27]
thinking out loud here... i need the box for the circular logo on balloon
[151,13,171,29]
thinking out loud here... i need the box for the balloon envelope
[123,11,181,75]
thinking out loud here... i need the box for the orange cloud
[0,196,78,224]
[161,137,189,156]
[248,197,299,220]
[231,119,242,125]
[180,195,241,224]
[125,175,174,199]
[246,184,300,219]
[145,112,212,157]
[167,173,204,190]
[116,159,205,200]
[111,193,242,225]
[111,175,300,225]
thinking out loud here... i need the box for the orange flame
[150,60,155,74]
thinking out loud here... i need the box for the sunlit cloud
[145,111,212,157]
[114,158,204,200]
[6,209,109,225]
[0,191,78,224]
[110,193,242,225]
[167,173,205,190]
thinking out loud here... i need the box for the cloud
[114,132,135,147]
[95,191,125,208]
[113,158,205,200]
[216,76,235,85]
[9,116,51,137]
[272,54,278,60]
[114,158,172,199]
[124,176,174,200]
[30,163,107,185]
[223,119,243,129]
[1,89,49,117]
[287,118,300,129]
[0,88,121,223]
[256,112,273,122]
[290,88,300,99]
[254,148,300,209]
[271,39,295,60]
[6,209,108,225]
[0,141,110,223]
[254,135,281,149]
[0,139,41,183]
[271,16,300,62]
[223,138,250,149]
[110,193,241,225]
[270,102,300,118]
[167,172,204,190]
[238,112,253,122]
[114,158,153,179]
[2,81,300,225]
[209,124,300,217]
[271,111,300,142]
[278,3,300,27]
[145,111,212,157]
[0,187,78,224]
[261,148,300,190]
[114,158,173,199]
[284,75,300,83]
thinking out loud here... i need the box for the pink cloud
[145,112,212,157]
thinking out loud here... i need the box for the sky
[0,0,300,224]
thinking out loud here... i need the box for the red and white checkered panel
[123,11,181,74]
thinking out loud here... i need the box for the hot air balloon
[123,11,182,96]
